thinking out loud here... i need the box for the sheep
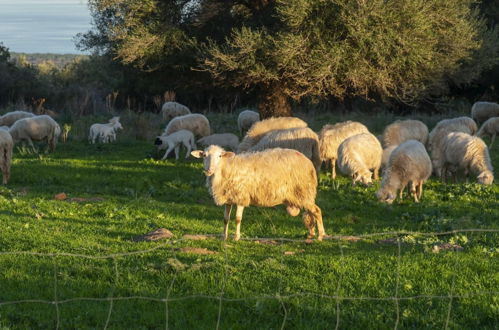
[154,129,196,160]
[191,145,326,241]
[0,111,35,127]
[337,133,383,185]
[381,119,429,148]
[197,133,240,151]
[248,127,321,176]
[88,117,123,144]
[471,101,499,125]
[439,132,493,185]
[9,115,59,152]
[163,113,210,138]
[376,140,432,204]
[318,121,369,179]
[237,116,308,153]
[428,116,477,176]
[161,101,191,121]
[0,130,13,184]
[237,110,260,136]
[476,117,499,147]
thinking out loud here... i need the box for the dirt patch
[183,234,219,240]
[432,243,464,253]
[255,240,279,245]
[178,247,217,255]
[133,228,174,242]
[66,197,105,203]
[377,237,401,245]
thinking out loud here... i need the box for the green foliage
[0,112,497,328]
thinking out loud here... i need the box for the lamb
[161,101,191,121]
[237,116,308,153]
[248,127,321,176]
[163,113,210,138]
[376,140,432,204]
[191,145,326,241]
[88,116,123,144]
[428,116,477,176]
[318,121,369,178]
[471,101,499,125]
[0,130,13,184]
[154,129,196,160]
[439,132,494,185]
[197,133,240,151]
[237,110,260,136]
[381,119,429,148]
[9,115,59,152]
[476,117,499,147]
[0,110,35,127]
[337,133,383,185]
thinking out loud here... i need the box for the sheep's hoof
[317,235,324,241]
[234,235,240,241]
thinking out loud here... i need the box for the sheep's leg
[417,182,423,200]
[223,204,232,240]
[183,141,192,159]
[399,184,406,199]
[309,204,325,241]
[373,167,379,180]
[174,145,180,160]
[490,133,496,148]
[26,137,36,153]
[410,182,419,202]
[161,143,175,160]
[234,205,244,241]
[331,159,336,179]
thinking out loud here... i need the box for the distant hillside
[10,52,89,68]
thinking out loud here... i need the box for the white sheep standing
[376,140,432,204]
[381,119,429,148]
[197,133,240,151]
[337,132,383,185]
[0,110,35,127]
[237,116,308,153]
[154,129,196,160]
[0,130,13,184]
[237,110,260,136]
[318,121,369,179]
[248,127,321,176]
[163,113,210,138]
[439,132,494,185]
[471,101,499,125]
[161,101,191,121]
[191,145,326,241]
[88,117,123,144]
[476,117,499,147]
[9,115,60,152]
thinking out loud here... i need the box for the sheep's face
[477,171,494,185]
[376,189,395,204]
[353,171,372,186]
[191,146,235,177]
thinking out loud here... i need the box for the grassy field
[0,111,498,329]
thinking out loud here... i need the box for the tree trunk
[257,86,292,119]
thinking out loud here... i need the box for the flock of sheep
[152,101,498,241]
[0,100,497,241]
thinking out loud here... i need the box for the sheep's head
[353,170,372,186]
[376,188,395,204]
[191,145,235,176]
[154,136,164,146]
[477,171,494,185]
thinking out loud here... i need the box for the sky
[0,0,92,54]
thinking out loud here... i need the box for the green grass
[0,113,498,329]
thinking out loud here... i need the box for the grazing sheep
[0,111,35,127]
[154,129,196,160]
[337,133,383,185]
[428,116,477,176]
[381,119,429,148]
[237,110,260,135]
[0,130,13,184]
[237,116,307,153]
[161,101,191,121]
[197,133,240,151]
[163,113,210,138]
[249,127,321,175]
[318,121,369,179]
[376,140,432,204]
[9,115,59,152]
[439,132,494,185]
[88,117,123,144]
[471,101,499,125]
[191,145,326,241]
[476,117,499,147]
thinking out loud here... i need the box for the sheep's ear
[191,150,204,158]
[222,151,235,158]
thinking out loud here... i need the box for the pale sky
[0,0,92,54]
